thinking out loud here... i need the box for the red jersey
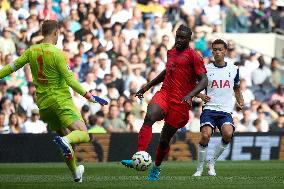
[161,47,207,102]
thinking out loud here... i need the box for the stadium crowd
[0,0,284,134]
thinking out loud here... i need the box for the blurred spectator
[225,0,250,33]
[240,79,255,107]
[21,82,37,117]
[240,107,256,132]
[270,57,282,88]
[271,84,284,103]
[38,0,58,21]
[233,112,248,132]
[269,112,284,132]
[7,113,21,134]
[124,112,136,132]
[97,52,111,79]
[240,51,259,87]
[12,87,26,116]
[81,104,91,125]
[22,109,47,133]
[253,118,263,132]
[250,0,271,32]
[110,64,124,95]
[0,112,9,134]
[87,112,107,133]
[252,56,271,86]
[0,27,16,56]
[81,71,97,91]
[104,104,127,132]
[255,106,270,132]
[224,40,239,65]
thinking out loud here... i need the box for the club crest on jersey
[211,80,230,88]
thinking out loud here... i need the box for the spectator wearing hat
[22,108,47,133]
[97,52,111,79]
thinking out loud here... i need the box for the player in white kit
[193,39,244,176]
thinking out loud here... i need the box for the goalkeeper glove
[84,92,108,105]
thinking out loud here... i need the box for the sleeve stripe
[9,63,17,71]
[234,68,240,85]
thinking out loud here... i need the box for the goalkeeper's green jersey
[0,43,87,109]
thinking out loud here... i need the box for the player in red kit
[121,25,208,180]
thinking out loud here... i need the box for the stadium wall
[0,133,284,163]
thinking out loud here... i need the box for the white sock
[210,141,228,164]
[63,136,70,144]
[196,144,208,172]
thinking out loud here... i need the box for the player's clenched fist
[182,94,193,105]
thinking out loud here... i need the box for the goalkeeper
[0,20,108,182]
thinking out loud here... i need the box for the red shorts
[149,91,190,128]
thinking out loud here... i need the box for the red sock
[155,144,170,166]
[137,124,152,151]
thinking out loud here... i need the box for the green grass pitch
[0,161,284,189]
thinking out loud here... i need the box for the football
[132,151,152,171]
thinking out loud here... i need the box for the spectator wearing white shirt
[23,109,47,134]
[252,56,271,86]
[97,52,111,79]
[81,71,97,92]
[21,82,37,117]
[240,79,255,107]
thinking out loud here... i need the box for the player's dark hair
[177,24,192,38]
[212,39,228,49]
[41,20,59,36]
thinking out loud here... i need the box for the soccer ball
[132,151,152,171]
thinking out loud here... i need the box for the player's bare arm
[135,69,166,99]
[233,85,244,110]
[196,93,211,103]
[182,73,208,104]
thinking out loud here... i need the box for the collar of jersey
[213,62,227,68]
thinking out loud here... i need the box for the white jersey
[203,62,240,113]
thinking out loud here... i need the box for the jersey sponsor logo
[211,80,230,88]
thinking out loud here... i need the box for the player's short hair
[212,39,228,49]
[41,20,59,36]
[177,24,192,38]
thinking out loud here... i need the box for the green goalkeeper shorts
[39,100,83,131]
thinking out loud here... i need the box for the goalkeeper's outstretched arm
[55,52,108,105]
[0,49,30,79]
